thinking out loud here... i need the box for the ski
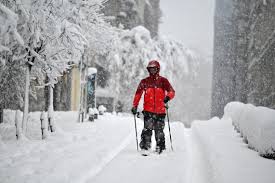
[140,150,150,156]
[140,149,165,156]
[155,146,165,154]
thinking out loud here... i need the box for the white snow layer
[1,107,275,183]
[0,111,189,183]
[223,102,275,156]
[192,117,275,183]
[0,112,143,183]
[87,67,97,75]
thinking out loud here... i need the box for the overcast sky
[160,0,215,56]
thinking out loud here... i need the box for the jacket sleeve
[164,79,175,100]
[133,80,144,107]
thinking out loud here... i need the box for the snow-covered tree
[107,26,153,112]
[0,0,117,131]
[0,2,26,124]
[106,25,210,123]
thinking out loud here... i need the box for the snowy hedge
[223,102,275,158]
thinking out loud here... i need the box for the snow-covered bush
[98,105,107,115]
[223,101,245,132]
[223,102,275,158]
[94,108,99,115]
[88,107,99,121]
[89,108,95,116]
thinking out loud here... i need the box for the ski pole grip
[137,111,140,118]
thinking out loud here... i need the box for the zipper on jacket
[154,86,156,113]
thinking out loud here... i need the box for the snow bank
[192,118,275,183]
[223,102,275,157]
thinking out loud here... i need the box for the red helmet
[146,60,160,69]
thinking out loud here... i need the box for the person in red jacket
[131,60,175,153]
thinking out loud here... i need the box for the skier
[131,60,175,154]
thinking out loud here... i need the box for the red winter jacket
[133,74,175,114]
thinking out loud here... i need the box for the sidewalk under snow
[0,112,143,183]
[192,117,275,183]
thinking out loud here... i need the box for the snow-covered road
[86,122,189,183]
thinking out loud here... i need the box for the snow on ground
[86,122,187,183]
[0,112,144,183]
[192,117,275,183]
[1,109,275,183]
[0,111,188,183]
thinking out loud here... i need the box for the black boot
[155,129,165,154]
[155,143,166,154]
[140,128,152,150]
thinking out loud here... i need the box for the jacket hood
[147,60,160,70]
[147,60,160,76]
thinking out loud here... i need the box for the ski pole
[166,104,174,151]
[133,113,139,151]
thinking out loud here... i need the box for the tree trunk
[0,108,3,123]
[15,110,22,140]
[48,86,55,132]
[78,83,84,122]
[22,65,31,134]
[40,112,47,139]
[113,96,117,113]
[78,58,84,122]
[84,82,88,118]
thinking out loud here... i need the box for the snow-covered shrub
[223,102,245,132]
[237,104,257,142]
[249,107,275,157]
[223,102,275,158]
[89,108,95,115]
[98,105,107,115]
[88,108,99,121]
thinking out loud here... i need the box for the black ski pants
[139,111,166,150]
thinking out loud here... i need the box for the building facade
[103,0,160,37]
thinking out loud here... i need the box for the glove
[131,107,137,115]
[164,96,170,104]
